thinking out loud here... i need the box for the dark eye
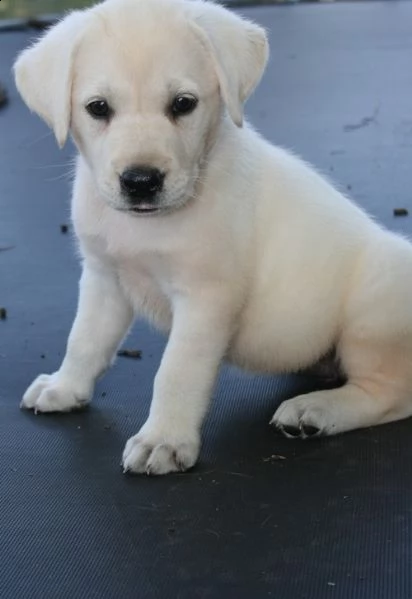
[171,94,198,118]
[86,99,112,120]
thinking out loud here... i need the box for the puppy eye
[86,99,112,120]
[171,94,198,118]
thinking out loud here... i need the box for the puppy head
[14,0,268,216]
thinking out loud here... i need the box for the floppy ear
[13,11,89,148]
[188,1,269,127]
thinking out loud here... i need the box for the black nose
[120,167,165,201]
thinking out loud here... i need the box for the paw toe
[21,373,90,413]
[122,434,199,476]
[301,424,321,438]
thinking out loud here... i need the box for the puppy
[14,0,412,475]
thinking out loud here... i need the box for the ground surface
[1,2,412,598]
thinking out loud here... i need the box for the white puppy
[14,0,412,475]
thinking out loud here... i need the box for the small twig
[0,83,8,109]
[393,208,408,217]
[263,454,287,462]
[260,514,273,528]
[205,529,221,539]
[117,349,142,359]
[227,471,253,478]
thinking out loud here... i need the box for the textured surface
[1,3,412,598]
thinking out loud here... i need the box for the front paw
[122,425,200,475]
[21,373,92,413]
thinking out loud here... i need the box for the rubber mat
[1,3,412,598]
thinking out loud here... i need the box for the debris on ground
[0,83,8,109]
[263,454,287,462]
[343,107,379,132]
[393,208,408,217]
[117,349,142,359]
[0,308,7,320]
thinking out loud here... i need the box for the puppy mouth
[125,201,186,216]
[129,205,161,215]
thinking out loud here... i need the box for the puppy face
[72,11,221,215]
[14,0,268,216]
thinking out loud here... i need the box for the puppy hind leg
[271,336,412,438]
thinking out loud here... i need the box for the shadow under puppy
[14,0,412,475]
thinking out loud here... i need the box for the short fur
[15,0,412,474]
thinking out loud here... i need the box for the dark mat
[1,3,412,598]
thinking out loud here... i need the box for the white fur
[15,0,412,475]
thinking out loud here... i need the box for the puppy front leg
[122,296,231,475]
[22,262,133,413]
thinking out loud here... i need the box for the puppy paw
[21,373,91,413]
[271,392,337,439]
[122,426,200,475]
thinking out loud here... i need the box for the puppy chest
[116,261,173,331]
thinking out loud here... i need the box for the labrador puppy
[14,0,412,475]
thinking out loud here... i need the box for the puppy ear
[188,1,269,127]
[14,11,88,148]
